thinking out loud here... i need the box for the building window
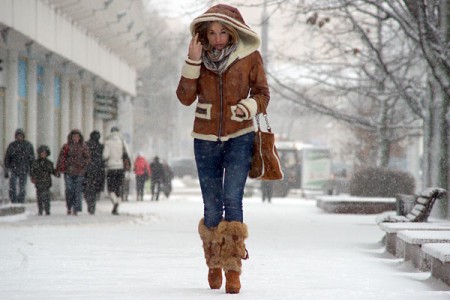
[18,58,28,129]
[54,75,61,108]
[18,59,27,98]
[54,74,62,147]
[37,65,44,96]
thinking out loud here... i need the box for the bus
[272,141,332,197]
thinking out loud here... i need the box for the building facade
[0,0,150,199]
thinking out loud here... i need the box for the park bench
[376,187,447,224]
[316,196,396,214]
[396,230,450,271]
[422,243,450,285]
[378,222,450,256]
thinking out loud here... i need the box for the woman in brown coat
[176,4,270,294]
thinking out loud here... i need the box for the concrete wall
[0,0,137,96]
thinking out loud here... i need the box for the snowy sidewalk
[0,191,449,299]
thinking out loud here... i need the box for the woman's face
[72,133,81,143]
[206,22,230,50]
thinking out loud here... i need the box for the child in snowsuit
[30,145,58,215]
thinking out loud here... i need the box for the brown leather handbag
[249,112,284,180]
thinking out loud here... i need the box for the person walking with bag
[56,129,91,215]
[176,4,270,294]
[103,127,129,215]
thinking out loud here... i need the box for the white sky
[1,178,449,299]
[144,0,322,76]
[145,0,210,24]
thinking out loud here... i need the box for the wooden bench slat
[377,187,447,223]
[417,198,428,205]
[419,187,447,198]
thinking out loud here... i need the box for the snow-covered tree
[262,0,449,216]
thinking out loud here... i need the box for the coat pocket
[195,103,212,120]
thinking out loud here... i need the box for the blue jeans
[194,132,254,228]
[9,172,27,203]
[64,174,84,212]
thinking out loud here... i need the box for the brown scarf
[202,43,238,74]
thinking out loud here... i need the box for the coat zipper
[216,59,238,141]
[218,74,223,141]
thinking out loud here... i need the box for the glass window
[54,75,61,108]
[37,65,44,96]
[18,59,27,98]
[17,58,28,129]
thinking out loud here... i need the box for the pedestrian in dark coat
[83,130,105,214]
[150,156,164,201]
[30,145,58,215]
[162,161,173,198]
[56,129,91,215]
[3,129,35,203]
[261,181,273,203]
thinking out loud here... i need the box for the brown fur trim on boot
[198,219,223,289]
[225,270,241,294]
[218,221,249,294]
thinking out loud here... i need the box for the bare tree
[134,10,189,158]
[257,0,448,216]
[265,1,424,168]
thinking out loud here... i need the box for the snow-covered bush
[349,167,415,197]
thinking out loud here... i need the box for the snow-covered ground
[0,179,449,299]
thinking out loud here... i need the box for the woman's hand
[235,107,245,118]
[188,33,203,61]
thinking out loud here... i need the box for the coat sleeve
[50,161,57,176]
[56,144,68,173]
[3,144,12,169]
[248,51,270,114]
[27,143,35,173]
[82,144,91,170]
[55,145,65,173]
[176,57,202,106]
[102,143,110,161]
[146,162,151,177]
[30,161,37,180]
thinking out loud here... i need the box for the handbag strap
[255,113,272,133]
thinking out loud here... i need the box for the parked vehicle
[274,141,332,197]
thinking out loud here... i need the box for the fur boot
[218,221,249,294]
[198,219,223,289]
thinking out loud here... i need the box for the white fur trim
[238,98,257,119]
[191,126,255,142]
[181,58,201,79]
[186,57,202,65]
[195,103,212,120]
[190,14,260,50]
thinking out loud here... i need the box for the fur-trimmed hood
[190,4,260,61]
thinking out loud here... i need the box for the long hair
[193,21,239,51]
